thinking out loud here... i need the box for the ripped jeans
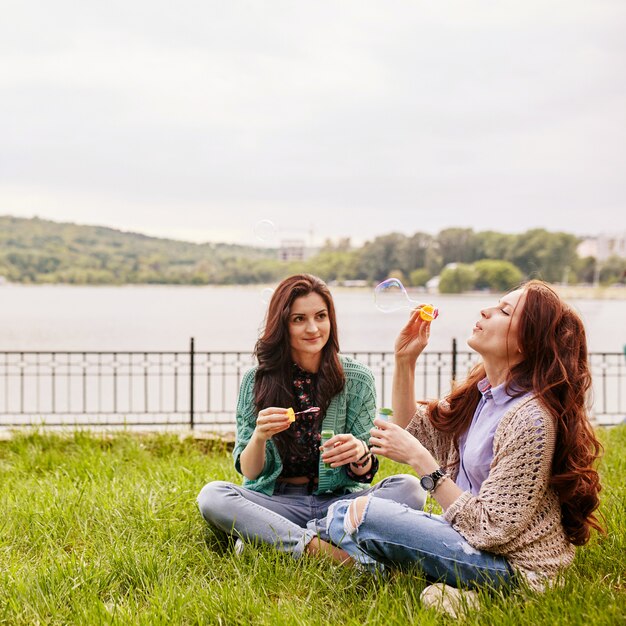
[198,474,425,557]
[326,495,515,589]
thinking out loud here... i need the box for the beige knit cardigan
[408,395,575,590]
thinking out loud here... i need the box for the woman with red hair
[326,280,603,614]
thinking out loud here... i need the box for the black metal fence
[1,339,624,429]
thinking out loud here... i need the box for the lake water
[1,285,624,426]
[0,284,625,354]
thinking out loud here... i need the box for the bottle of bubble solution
[321,430,335,468]
[378,407,393,421]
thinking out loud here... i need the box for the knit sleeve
[443,399,556,551]
[342,359,379,482]
[232,368,281,479]
[343,360,377,442]
[406,402,457,470]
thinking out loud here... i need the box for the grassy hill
[0,215,281,284]
[3,215,624,289]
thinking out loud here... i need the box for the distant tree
[436,228,479,265]
[356,233,408,282]
[424,243,443,276]
[387,269,406,284]
[473,259,523,292]
[509,229,579,282]
[475,231,516,260]
[320,237,352,252]
[573,256,597,284]
[306,249,359,282]
[400,232,434,271]
[599,255,626,286]
[438,264,477,293]
[409,268,430,287]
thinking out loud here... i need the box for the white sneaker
[420,583,480,618]
[234,538,245,556]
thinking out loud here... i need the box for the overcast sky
[1,1,625,246]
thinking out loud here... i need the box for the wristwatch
[420,468,446,492]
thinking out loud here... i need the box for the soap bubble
[374,278,439,319]
[374,278,413,312]
[260,287,274,305]
[253,219,278,243]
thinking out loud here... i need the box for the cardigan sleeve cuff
[443,490,473,524]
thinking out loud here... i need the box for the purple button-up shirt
[456,377,530,495]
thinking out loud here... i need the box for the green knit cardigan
[232,355,377,496]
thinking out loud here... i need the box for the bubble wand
[374,278,439,321]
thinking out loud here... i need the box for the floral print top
[279,363,378,489]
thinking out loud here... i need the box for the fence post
[190,337,195,430]
[451,338,457,387]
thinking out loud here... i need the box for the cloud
[1,1,625,244]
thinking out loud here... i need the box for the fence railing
[1,339,624,429]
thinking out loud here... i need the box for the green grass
[0,427,624,625]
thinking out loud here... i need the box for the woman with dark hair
[198,274,424,559]
[326,280,603,614]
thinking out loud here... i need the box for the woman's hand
[368,418,435,474]
[394,306,431,364]
[321,434,368,468]
[253,407,292,442]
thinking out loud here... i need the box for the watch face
[420,475,435,491]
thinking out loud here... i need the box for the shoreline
[551,285,626,300]
[1,282,625,300]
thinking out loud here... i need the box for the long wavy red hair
[428,280,603,546]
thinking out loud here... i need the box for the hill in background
[1,215,624,290]
[0,215,278,285]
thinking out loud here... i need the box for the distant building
[425,275,440,293]
[279,239,306,262]
[577,232,626,261]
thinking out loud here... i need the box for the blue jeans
[197,474,425,557]
[326,495,515,589]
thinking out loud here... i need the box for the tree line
[1,216,624,292]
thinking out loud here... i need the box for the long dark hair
[254,274,345,455]
[427,280,603,546]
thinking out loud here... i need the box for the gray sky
[1,1,625,246]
